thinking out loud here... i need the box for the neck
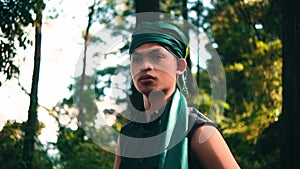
[143,89,175,122]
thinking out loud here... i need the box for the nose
[140,60,154,71]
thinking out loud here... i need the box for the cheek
[157,64,177,77]
[158,68,177,82]
[130,64,138,78]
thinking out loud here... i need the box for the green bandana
[129,21,189,58]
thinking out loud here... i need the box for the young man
[113,21,240,169]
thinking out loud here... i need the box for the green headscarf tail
[129,21,189,58]
[158,89,189,169]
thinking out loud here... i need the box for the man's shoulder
[120,121,135,134]
[187,107,216,139]
[188,107,214,124]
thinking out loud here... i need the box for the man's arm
[113,137,121,169]
[191,125,240,169]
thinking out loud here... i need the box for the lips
[138,74,156,83]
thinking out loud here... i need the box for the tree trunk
[182,0,192,69]
[135,0,159,25]
[22,2,43,169]
[280,0,300,167]
[78,2,95,116]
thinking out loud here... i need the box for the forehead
[131,43,170,56]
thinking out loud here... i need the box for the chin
[136,86,157,95]
[137,89,154,96]
[138,88,173,98]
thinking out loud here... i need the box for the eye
[131,56,142,63]
[152,55,163,60]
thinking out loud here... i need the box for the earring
[181,71,189,95]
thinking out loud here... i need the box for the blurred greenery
[0,121,53,169]
[204,0,282,168]
[0,0,283,168]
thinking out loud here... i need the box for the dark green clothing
[119,107,215,169]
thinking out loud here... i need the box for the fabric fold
[158,89,189,169]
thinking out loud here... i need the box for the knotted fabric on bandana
[129,21,189,58]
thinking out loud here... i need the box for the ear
[176,58,187,75]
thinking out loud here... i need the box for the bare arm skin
[113,155,121,169]
[191,125,240,169]
[113,137,121,169]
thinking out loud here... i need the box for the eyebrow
[131,48,164,56]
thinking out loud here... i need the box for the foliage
[48,1,135,168]
[205,0,282,168]
[0,0,37,84]
[1,0,46,168]
[56,127,114,169]
[0,120,53,169]
[52,67,128,168]
[0,0,284,168]
[58,0,283,168]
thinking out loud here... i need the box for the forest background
[1,0,298,168]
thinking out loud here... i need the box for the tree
[22,1,45,168]
[47,0,285,168]
[135,0,159,24]
[51,1,130,168]
[205,0,282,167]
[56,126,114,169]
[0,121,24,168]
[1,0,46,168]
[280,0,300,167]
[0,0,35,85]
[0,120,53,169]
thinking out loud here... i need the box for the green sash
[158,89,189,169]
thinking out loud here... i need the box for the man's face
[130,43,181,96]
